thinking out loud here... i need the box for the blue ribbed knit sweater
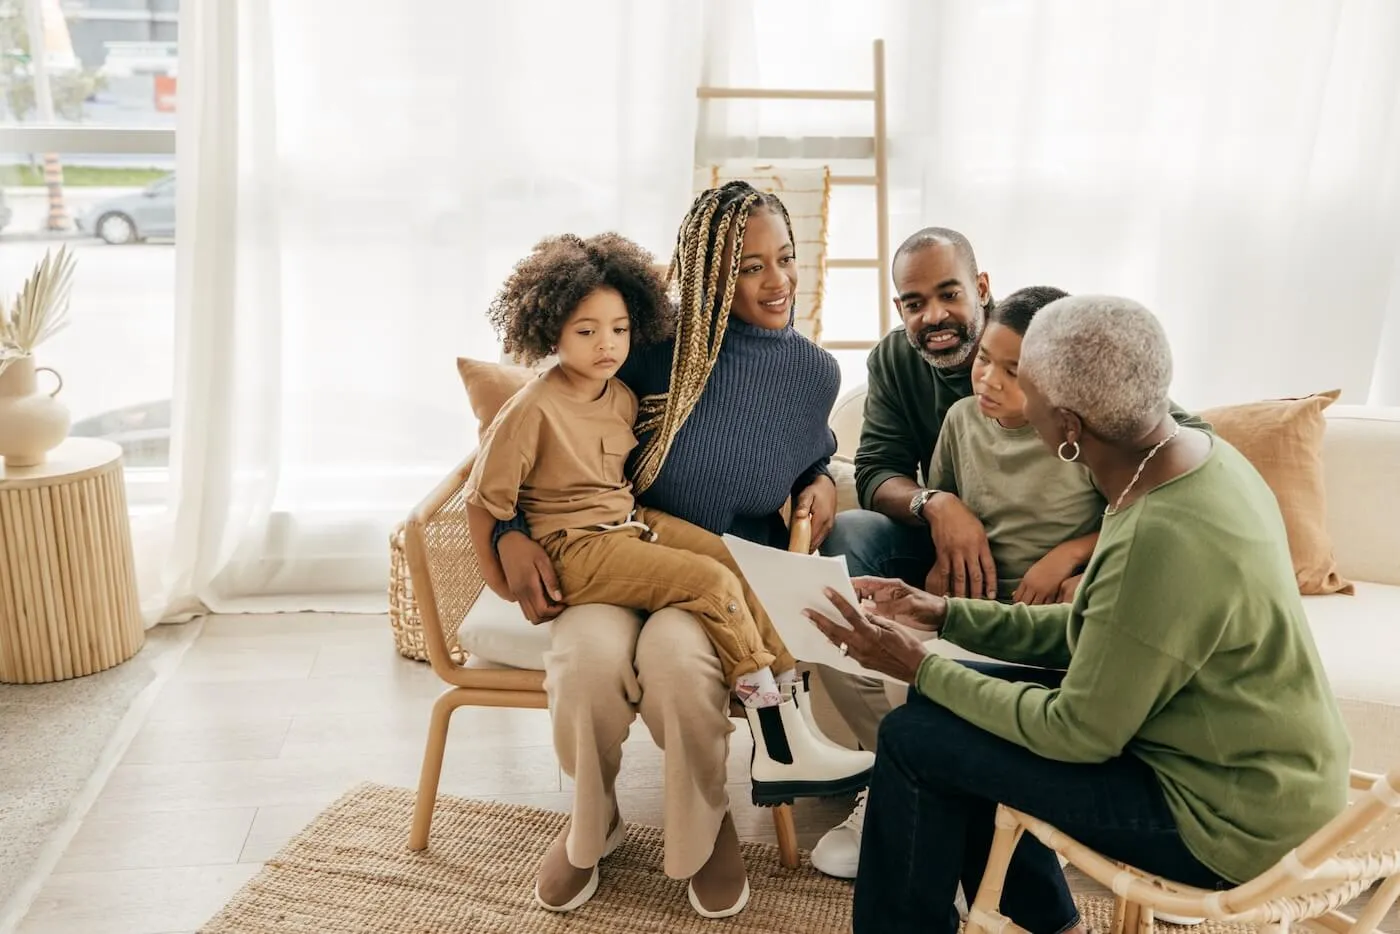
[496,318,840,542]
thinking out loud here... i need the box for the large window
[1,0,176,505]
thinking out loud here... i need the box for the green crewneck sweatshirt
[915,437,1351,884]
[854,328,1214,510]
[854,329,972,510]
[929,396,1104,601]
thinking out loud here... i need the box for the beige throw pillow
[1200,389,1353,595]
[455,357,534,439]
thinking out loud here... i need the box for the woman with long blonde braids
[491,181,843,918]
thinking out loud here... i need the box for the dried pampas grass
[0,245,76,377]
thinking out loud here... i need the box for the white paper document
[721,534,905,684]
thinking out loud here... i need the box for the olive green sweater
[915,437,1351,883]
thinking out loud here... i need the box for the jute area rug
[199,782,1258,933]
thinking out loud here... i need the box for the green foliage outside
[1,164,168,187]
[0,3,108,123]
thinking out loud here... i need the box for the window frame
[0,127,175,155]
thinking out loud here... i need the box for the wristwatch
[909,488,938,523]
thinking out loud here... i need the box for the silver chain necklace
[1104,423,1181,516]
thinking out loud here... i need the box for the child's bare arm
[1013,533,1101,606]
[468,502,512,599]
[1057,532,1099,568]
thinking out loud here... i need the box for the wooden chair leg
[1121,899,1142,934]
[409,687,464,850]
[773,803,799,869]
[967,804,1024,934]
[1112,896,1129,934]
[1351,874,1400,934]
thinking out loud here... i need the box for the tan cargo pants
[540,506,796,684]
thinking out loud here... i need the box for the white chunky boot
[785,674,848,750]
[745,694,874,805]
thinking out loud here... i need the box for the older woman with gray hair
[805,295,1351,934]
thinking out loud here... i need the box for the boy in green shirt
[927,286,1104,604]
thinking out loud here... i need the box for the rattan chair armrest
[404,452,486,683]
[1351,769,1383,791]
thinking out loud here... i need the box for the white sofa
[459,391,1400,773]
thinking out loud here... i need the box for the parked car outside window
[75,174,176,244]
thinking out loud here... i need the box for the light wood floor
[11,613,1398,933]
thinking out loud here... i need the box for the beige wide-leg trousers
[542,603,734,880]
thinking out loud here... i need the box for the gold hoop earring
[1057,440,1080,463]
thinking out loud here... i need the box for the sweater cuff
[491,513,531,551]
[940,598,973,644]
[913,650,949,700]
[792,457,833,497]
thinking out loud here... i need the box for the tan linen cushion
[457,586,556,669]
[1200,390,1352,595]
[456,357,533,438]
[457,597,642,670]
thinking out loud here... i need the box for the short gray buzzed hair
[1019,295,1173,442]
[893,226,978,278]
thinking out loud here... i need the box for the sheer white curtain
[137,0,704,622]
[897,0,1400,409]
[708,0,1400,408]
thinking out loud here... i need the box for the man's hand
[497,531,565,625]
[1012,544,1083,605]
[851,576,946,633]
[804,588,931,684]
[923,493,996,600]
[793,474,838,551]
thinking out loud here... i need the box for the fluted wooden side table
[0,438,144,683]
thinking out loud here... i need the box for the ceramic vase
[0,355,70,468]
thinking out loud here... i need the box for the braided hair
[630,181,796,494]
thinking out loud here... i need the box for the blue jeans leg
[855,662,1228,934]
[822,508,934,585]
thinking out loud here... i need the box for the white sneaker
[745,696,874,806]
[810,788,868,879]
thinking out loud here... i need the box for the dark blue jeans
[822,508,934,584]
[856,663,1229,934]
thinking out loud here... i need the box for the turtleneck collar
[724,308,797,341]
